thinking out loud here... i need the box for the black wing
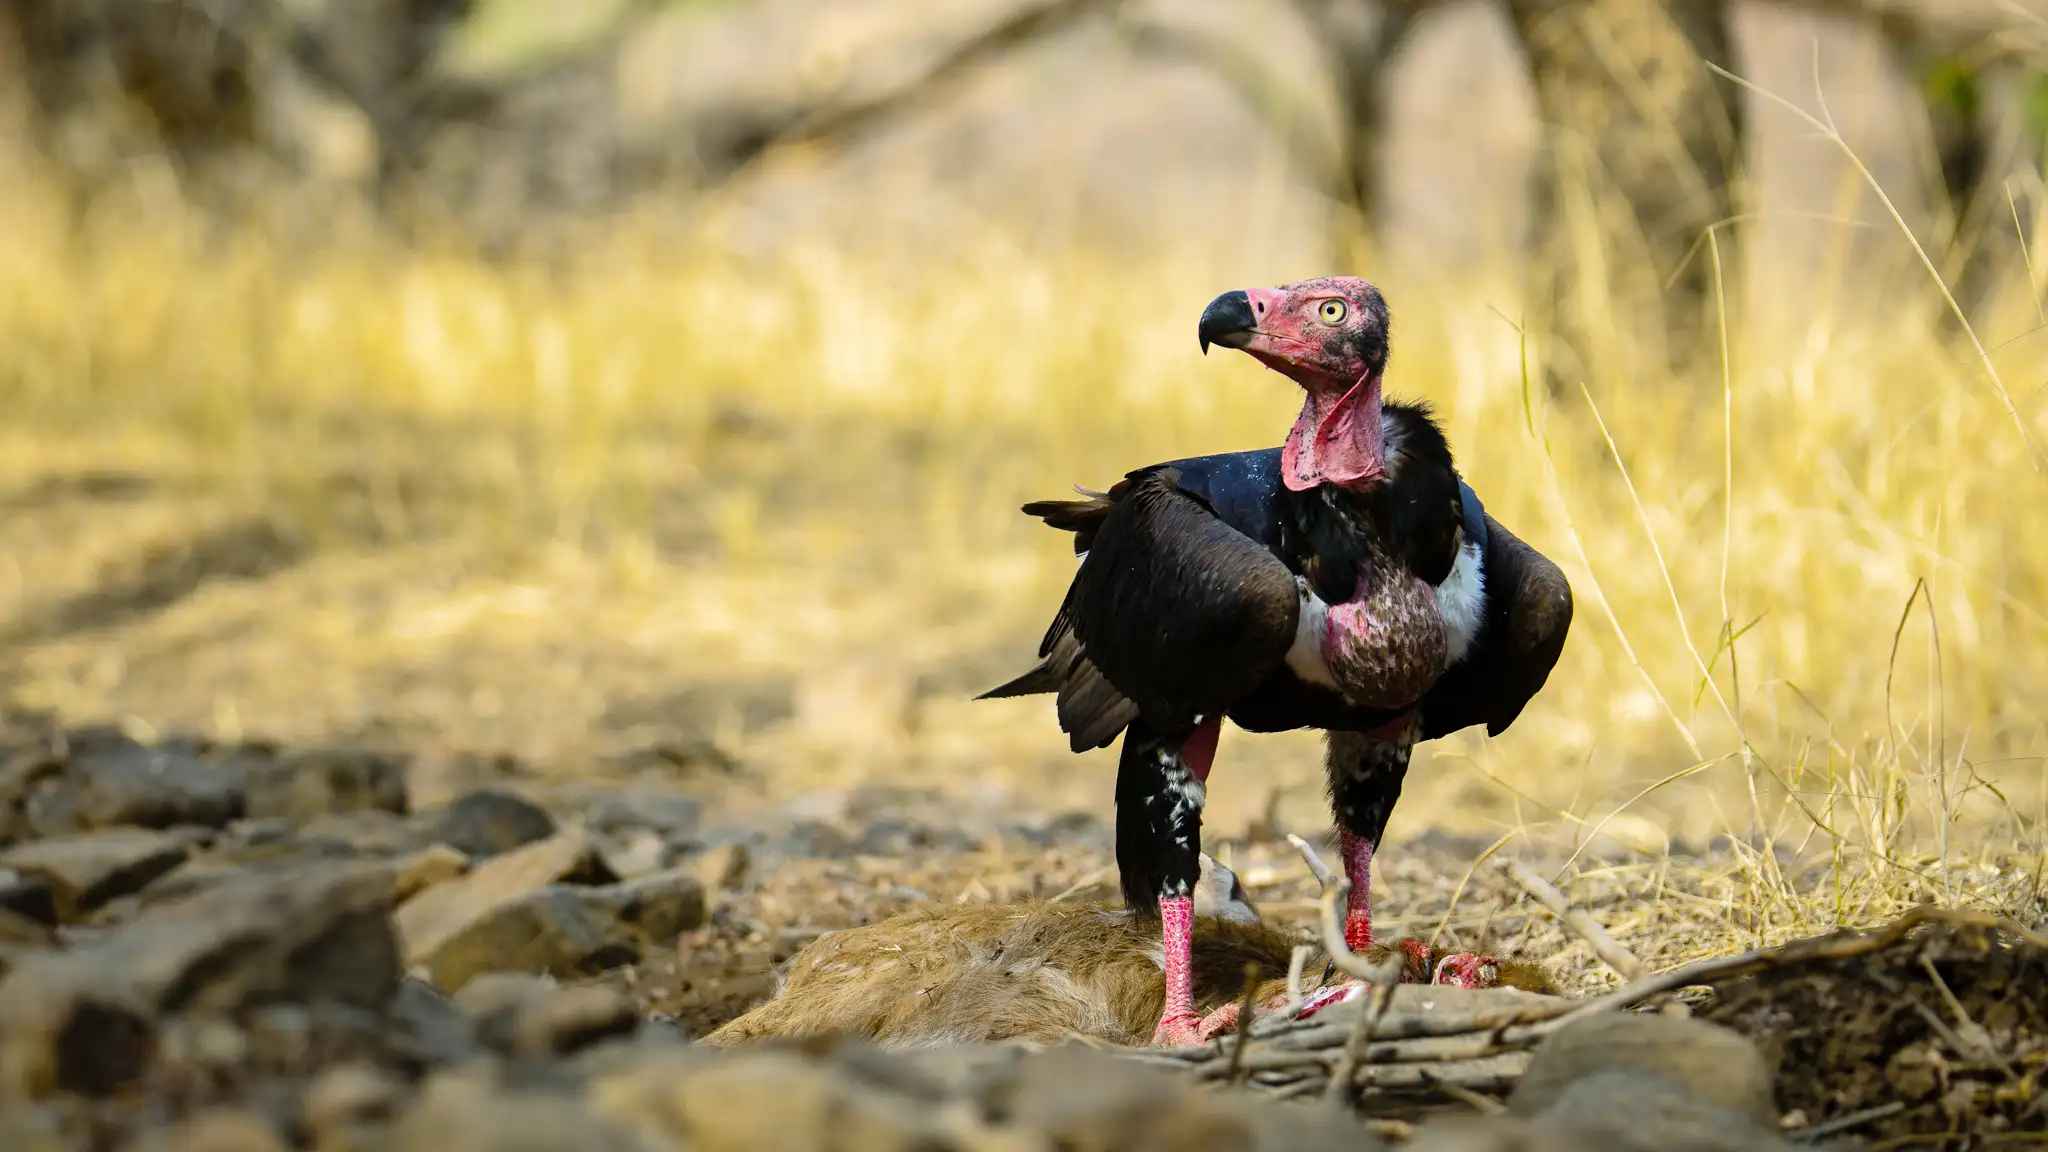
[983,468,1300,751]
[1417,512,1573,740]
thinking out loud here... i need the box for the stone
[973,1046,1374,1152]
[245,748,408,822]
[409,887,637,992]
[430,790,556,860]
[584,867,707,945]
[598,829,669,879]
[391,845,470,903]
[389,1065,646,1152]
[1509,1012,1778,1125]
[395,829,609,976]
[456,973,638,1056]
[686,843,748,897]
[388,979,479,1068]
[586,791,700,840]
[590,1048,944,1152]
[405,868,701,992]
[302,1061,406,1140]
[1404,1013,1801,1152]
[127,1108,289,1152]
[0,828,192,921]
[59,729,246,831]
[0,864,399,1096]
[0,868,59,926]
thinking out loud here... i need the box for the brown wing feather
[988,471,1300,751]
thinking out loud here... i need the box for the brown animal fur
[703,901,1553,1047]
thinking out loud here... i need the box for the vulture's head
[1198,276,1392,492]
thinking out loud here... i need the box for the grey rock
[245,748,408,822]
[0,828,192,921]
[388,978,480,1068]
[55,729,246,831]
[456,973,638,1056]
[389,1065,646,1152]
[123,1107,289,1152]
[0,863,399,1096]
[431,790,556,860]
[302,1061,406,1140]
[402,866,702,992]
[0,869,59,926]
[395,830,611,979]
[1510,1012,1779,1125]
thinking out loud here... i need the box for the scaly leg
[1115,717,1225,1045]
[1327,719,1413,953]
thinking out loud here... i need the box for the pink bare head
[1197,276,1394,492]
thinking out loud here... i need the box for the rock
[456,974,638,1056]
[972,1046,1375,1152]
[0,907,58,979]
[394,829,610,977]
[126,1108,288,1152]
[587,791,700,840]
[388,978,479,1068]
[430,790,556,859]
[245,748,408,822]
[0,828,192,921]
[586,867,707,945]
[0,869,59,926]
[391,845,470,902]
[298,810,431,857]
[686,843,748,897]
[598,829,668,879]
[0,864,400,1096]
[52,729,246,831]
[590,1048,946,1152]
[409,887,634,992]
[302,1061,406,1141]
[389,1065,645,1152]
[1404,1013,1799,1152]
[403,867,702,992]
[1509,1012,1778,1125]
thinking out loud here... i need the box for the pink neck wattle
[1281,373,1385,492]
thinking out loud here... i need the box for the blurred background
[1,0,2045,890]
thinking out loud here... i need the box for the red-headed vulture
[982,277,1573,1045]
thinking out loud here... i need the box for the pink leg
[1149,718,1227,1046]
[1339,828,1375,952]
[1151,894,1204,1045]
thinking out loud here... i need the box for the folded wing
[983,469,1301,751]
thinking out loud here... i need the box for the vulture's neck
[1281,373,1385,492]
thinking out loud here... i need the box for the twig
[1432,1080,1507,1115]
[1227,961,1261,1085]
[1793,1101,1907,1143]
[1506,860,1646,981]
[1288,834,1337,892]
[1320,880,1404,1104]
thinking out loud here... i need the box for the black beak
[1198,290,1255,354]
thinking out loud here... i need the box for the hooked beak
[1197,290,1255,354]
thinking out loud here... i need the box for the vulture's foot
[1151,1002,1245,1046]
[1430,951,1500,989]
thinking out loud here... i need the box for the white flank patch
[1438,537,1487,665]
[1286,577,1340,689]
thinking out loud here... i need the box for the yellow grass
[1,120,2044,944]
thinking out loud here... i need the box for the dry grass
[1,84,2045,965]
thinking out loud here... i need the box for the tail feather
[975,662,1059,700]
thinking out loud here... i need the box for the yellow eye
[1318,299,1347,325]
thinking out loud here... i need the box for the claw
[1432,952,1501,989]
[1151,1003,1245,1046]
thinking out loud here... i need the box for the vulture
[982,276,1573,1045]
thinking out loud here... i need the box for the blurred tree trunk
[1498,0,1744,381]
